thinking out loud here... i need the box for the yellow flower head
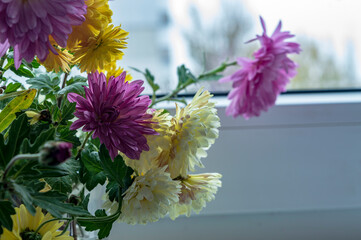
[104,62,132,82]
[25,111,41,125]
[39,38,73,73]
[73,24,128,73]
[169,173,222,220]
[0,204,73,240]
[67,0,113,49]
[118,167,181,225]
[123,109,173,174]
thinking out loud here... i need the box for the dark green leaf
[13,183,36,215]
[99,144,133,188]
[45,176,72,194]
[57,127,81,148]
[10,65,34,78]
[0,114,30,168]
[59,102,76,124]
[81,193,90,211]
[78,209,116,239]
[20,128,55,154]
[31,191,90,218]
[0,201,16,234]
[31,60,41,69]
[81,149,103,174]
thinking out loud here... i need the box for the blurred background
[109,0,361,95]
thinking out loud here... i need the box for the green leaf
[81,149,103,174]
[0,114,30,167]
[78,209,116,239]
[31,59,41,69]
[13,183,36,215]
[4,83,22,93]
[27,74,60,95]
[57,127,81,148]
[10,65,34,78]
[81,193,90,211]
[31,191,90,218]
[177,65,196,87]
[59,102,76,124]
[0,201,16,234]
[20,128,55,154]
[0,89,36,133]
[99,144,133,188]
[57,82,86,95]
[45,176,72,194]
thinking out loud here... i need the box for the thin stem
[57,72,69,107]
[0,56,6,79]
[1,154,40,181]
[75,131,93,160]
[33,217,72,238]
[198,60,237,79]
[72,218,78,240]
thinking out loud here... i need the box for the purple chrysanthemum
[0,0,87,68]
[220,17,301,119]
[68,71,157,160]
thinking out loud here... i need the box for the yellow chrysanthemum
[115,167,181,225]
[104,63,132,82]
[0,204,72,240]
[165,89,220,178]
[169,173,222,220]
[73,24,128,73]
[123,109,173,174]
[39,41,73,73]
[67,0,113,49]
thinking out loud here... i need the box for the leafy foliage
[0,201,15,234]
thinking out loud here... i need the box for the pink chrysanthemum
[68,71,157,160]
[220,17,301,119]
[0,0,86,68]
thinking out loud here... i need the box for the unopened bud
[25,109,51,125]
[39,141,73,166]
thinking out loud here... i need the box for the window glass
[110,0,361,94]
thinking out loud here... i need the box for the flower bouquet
[0,1,300,239]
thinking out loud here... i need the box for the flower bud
[39,141,73,166]
[25,109,51,124]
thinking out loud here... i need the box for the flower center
[20,228,42,240]
[99,106,119,123]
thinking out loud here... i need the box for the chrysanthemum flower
[123,89,220,178]
[0,204,72,240]
[68,71,157,160]
[165,89,220,178]
[0,0,86,68]
[119,167,181,225]
[104,62,132,83]
[72,25,128,73]
[39,38,73,73]
[169,173,222,220]
[219,17,301,119]
[123,109,173,174]
[67,0,113,50]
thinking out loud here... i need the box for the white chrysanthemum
[169,173,222,220]
[123,109,174,174]
[166,89,220,178]
[120,167,181,224]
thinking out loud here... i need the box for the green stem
[33,217,72,237]
[1,154,40,181]
[150,60,237,108]
[75,131,93,160]
[198,60,237,79]
[57,72,69,107]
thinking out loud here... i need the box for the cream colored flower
[169,173,222,220]
[166,89,220,178]
[119,167,181,224]
[123,109,173,174]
